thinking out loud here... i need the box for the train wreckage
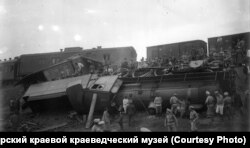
[19,53,234,115]
[16,32,250,117]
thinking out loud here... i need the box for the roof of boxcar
[19,46,135,57]
[147,40,206,48]
[0,59,18,64]
[16,54,102,85]
[207,32,250,39]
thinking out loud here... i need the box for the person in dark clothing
[121,58,129,69]
[205,91,215,125]
[117,105,124,131]
[9,113,20,131]
[233,90,243,115]
[244,90,250,113]
[126,102,136,127]
[189,106,199,132]
[164,108,178,132]
[223,92,232,120]
[9,99,20,115]
[9,98,21,131]
[108,102,119,119]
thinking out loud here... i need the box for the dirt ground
[2,106,250,132]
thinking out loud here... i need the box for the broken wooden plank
[35,122,67,132]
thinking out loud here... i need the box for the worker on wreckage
[205,90,215,125]
[189,106,199,132]
[170,93,181,115]
[164,108,178,132]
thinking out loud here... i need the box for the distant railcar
[81,46,137,70]
[0,59,18,84]
[147,40,207,60]
[208,32,250,64]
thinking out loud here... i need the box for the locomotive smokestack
[97,46,102,49]
[4,59,6,61]
[9,58,12,60]
[60,49,63,52]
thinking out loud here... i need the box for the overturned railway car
[18,47,83,77]
[0,46,137,85]
[22,70,233,114]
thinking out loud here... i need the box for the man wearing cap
[223,92,232,120]
[154,94,163,116]
[91,119,103,132]
[164,108,178,132]
[215,90,224,120]
[123,96,129,114]
[75,62,84,75]
[189,106,199,132]
[205,90,215,124]
[170,93,180,115]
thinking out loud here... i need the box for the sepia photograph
[0,0,249,133]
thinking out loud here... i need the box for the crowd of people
[151,93,199,132]
[91,96,136,132]
[90,88,249,132]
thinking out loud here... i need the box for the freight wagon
[208,32,250,65]
[147,40,207,61]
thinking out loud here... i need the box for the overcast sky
[0,0,249,60]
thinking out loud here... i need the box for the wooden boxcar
[0,59,18,84]
[147,40,207,60]
[208,32,250,64]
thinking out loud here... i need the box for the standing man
[121,58,129,69]
[9,98,20,115]
[154,94,163,116]
[126,101,136,127]
[244,90,250,114]
[223,92,232,120]
[9,98,20,131]
[123,96,129,114]
[189,106,199,132]
[215,90,224,120]
[179,98,186,118]
[205,91,215,124]
[164,108,178,132]
[75,62,84,75]
[89,63,95,74]
[117,105,124,131]
[170,93,180,115]
[232,90,243,116]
